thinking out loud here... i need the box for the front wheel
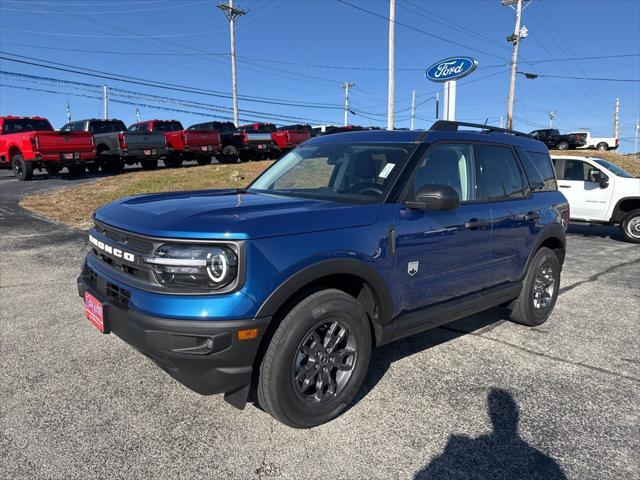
[12,154,33,181]
[508,247,561,327]
[257,289,372,428]
[620,209,640,244]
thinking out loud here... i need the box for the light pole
[343,82,355,126]
[387,0,395,130]
[218,0,246,127]
[503,0,529,130]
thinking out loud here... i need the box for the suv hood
[94,189,381,240]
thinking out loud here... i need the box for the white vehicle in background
[552,155,640,243]
[568,131,619,151]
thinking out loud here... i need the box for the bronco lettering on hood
[89,234,135,262]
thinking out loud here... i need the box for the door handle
[559,185,571,189]
[464,218,488,230]
[524,211,540,222]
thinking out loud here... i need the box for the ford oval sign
[426,57,478,82]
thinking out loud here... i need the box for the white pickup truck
[552,155,640,242]
[568,131,619,151]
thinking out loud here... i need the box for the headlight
[144,243,238,292]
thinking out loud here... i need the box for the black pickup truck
[529,129,586,150]
[61,119,168,172]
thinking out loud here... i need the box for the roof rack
[430,120,532,138]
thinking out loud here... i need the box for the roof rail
[430,120,532,138]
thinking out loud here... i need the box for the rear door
[474,144,535,286]
[394,142,492,311]
[555,158,613,221]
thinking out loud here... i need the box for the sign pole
[444,80,457,121]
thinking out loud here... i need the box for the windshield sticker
[379,163,395,179]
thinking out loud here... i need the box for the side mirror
[405,184,460,211]
[588,168,609,188]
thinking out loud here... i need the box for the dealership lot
[1,170,638,479]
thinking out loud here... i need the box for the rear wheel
[86,162,101,174]
[556,141,569,150]
[257,289,372,428]
[220,146,239,164]
[196,156,212,166]
[12,154,33,181]
[508,247,561,327]
[596,142,609,151]
[100,152,124,174]
[238,151,251,163]
[620,209,640,244]
[68,165,85,177]
[140,159,158,170]
[45,165,61,176]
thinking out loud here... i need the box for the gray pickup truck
[61,119,168,173]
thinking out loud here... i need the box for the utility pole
[634,118,639,153]
[387,0,395,130]
[549,111,556,128]
[66,101,71,123]
[342,82,355,126]
[613,97,619,138]
[136,108,141,123]
[410,89,416,130]
[503,0,529,130]
[103,85,109,120]
[218,0,246,127]
[500,115,504,128]
[435,92,439,119]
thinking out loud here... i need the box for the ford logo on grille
[426,57,478,82]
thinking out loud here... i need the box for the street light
[517,71,539,79]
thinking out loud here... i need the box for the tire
[221,145,239,164]
[140,159,158,170]
[596,142,609,151]
[68,165,85,177]
[12,154,33,181]
[196,156,212,166]
[164,154,183,168]
[508,247,561,327]
[45,165,61,176]
[86,162,101,174]
[620,209,640,244]
[257,289,372,428]
[556,141,569,150]
[100,152,124,174]
[238,151,251,163]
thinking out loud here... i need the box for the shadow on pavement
[567,222,624,243]
[414,388,567,480]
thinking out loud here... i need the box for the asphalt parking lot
[1,168,639,480]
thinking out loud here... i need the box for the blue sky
[0,0,638,151]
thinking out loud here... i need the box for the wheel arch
[8,145,22,158]
[612,197,640,223]
[522,225,566,279]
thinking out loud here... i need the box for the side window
[475,144,528,200]
[519,150,558,192]
[136,124,148,132]
[61,123,72,132]
[411,143,475,202]
[562,160,591,182]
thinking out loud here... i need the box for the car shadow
[413,388,567,479]
[356,307,507,403]
[566,222,625,242]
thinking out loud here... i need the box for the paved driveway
[1,170,638,479]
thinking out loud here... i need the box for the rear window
[89,120,126,134]
[242,124,276,133]
[278,124,311,132]
[475,145,528,200]
[520,150,558,191]
[154,121,183,132]
[2,119,53,134]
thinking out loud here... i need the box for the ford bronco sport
[78,121,568,428]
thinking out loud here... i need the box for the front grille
[83,264,131,308]
[95,221,154,252]
[106,282,131,307]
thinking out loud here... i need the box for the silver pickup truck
[61,119,168,173]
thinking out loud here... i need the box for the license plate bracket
[85,291,109,334]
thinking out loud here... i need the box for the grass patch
[21,161,272,229]
[552,150,640,176]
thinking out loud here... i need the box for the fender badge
[408,261,419,276]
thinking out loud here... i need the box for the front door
[557,158,613,221]
[394,143,492,314]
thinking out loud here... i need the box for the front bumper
[77,267,270,407]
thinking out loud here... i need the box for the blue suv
[78,121,569,428]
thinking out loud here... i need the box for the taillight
[182,132,188,144]
[90,135,95,149]
[30,135,40,151]
[118,133,126,149]
[241,132,248,144]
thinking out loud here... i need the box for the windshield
[2,119,53,134]
[249,142,416,204]
[154,121,183,132]
[594,159,635,178]
[89,120,126,134]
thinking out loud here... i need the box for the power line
[0,26,226,38]
[337,0,508,61]
[0,0,209,14]
[529,73,639,83]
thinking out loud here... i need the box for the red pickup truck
[272,124,312,155]
[129,120,221,167]
[0,116,96,180]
